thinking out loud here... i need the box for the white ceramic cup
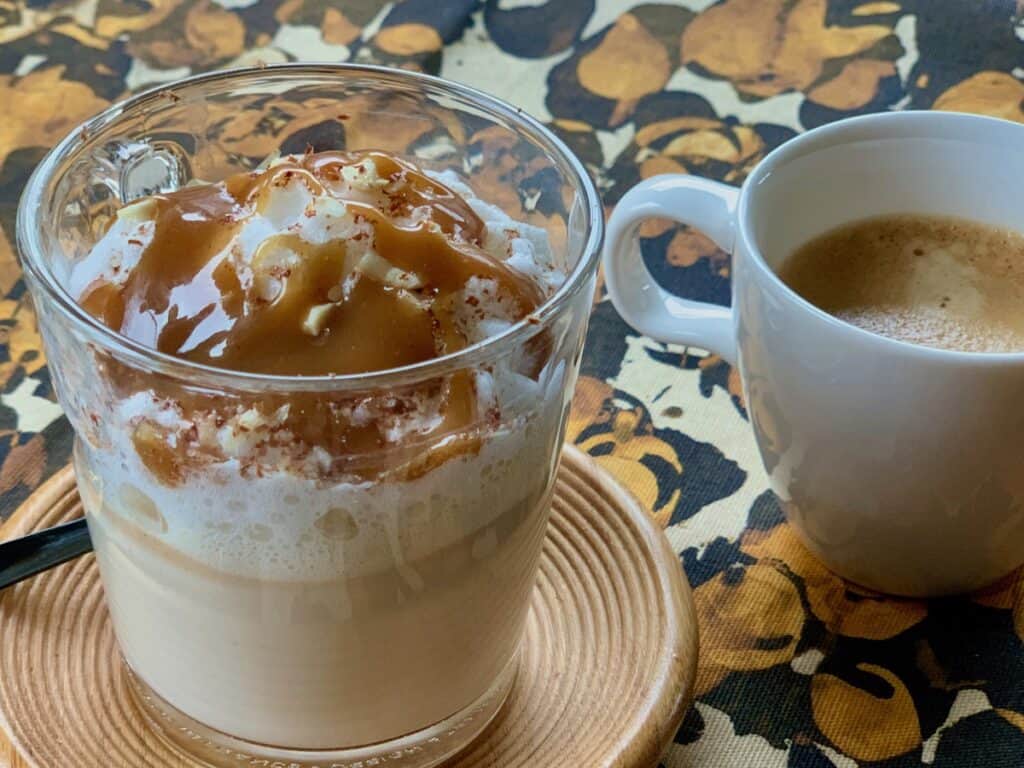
[604,111,1024,597]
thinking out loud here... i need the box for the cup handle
[603,175,740,365]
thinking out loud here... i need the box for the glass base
[126,655,518,768]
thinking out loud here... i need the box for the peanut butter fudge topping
[80,150,545,376]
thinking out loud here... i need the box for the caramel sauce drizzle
[79,151,547,485]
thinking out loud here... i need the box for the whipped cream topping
[70,151,565,486]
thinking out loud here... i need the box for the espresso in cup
[604,111,1024,595]
[778,214,1024,353]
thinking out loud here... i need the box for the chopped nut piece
[116,198,158,223]
[314,196,348,218]
[340,163,388,189]
[302,302,337,336]
[354,251,423,289]
[395,290,430,312]
[236,407,266,431]
[252,240,300,301]
[386,268,423,290]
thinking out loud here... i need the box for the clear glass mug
[17,64,602,767]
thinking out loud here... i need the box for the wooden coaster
[0,445,697,768]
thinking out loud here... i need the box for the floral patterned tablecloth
[2,1,1024,766]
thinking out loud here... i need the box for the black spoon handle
[0,518,93,590]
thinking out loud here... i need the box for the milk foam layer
[83,362,564,582]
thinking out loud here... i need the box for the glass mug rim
[16,62,604,393]
[737,109,1024,366]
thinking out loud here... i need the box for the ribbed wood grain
[0,446,697,768]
